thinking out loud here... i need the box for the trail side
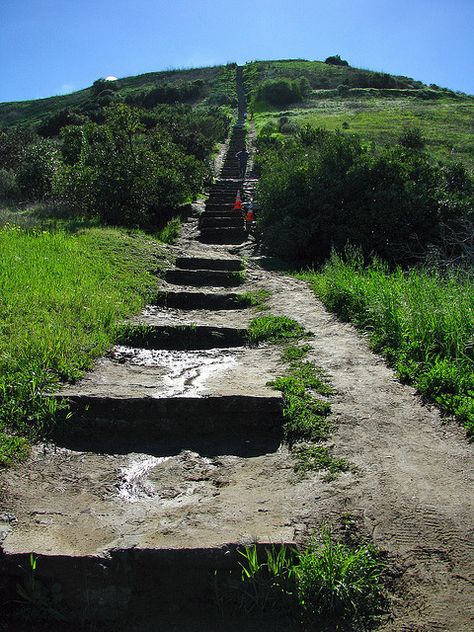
[0,67,473,632]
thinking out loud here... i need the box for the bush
[337,84,350,96]
[54,103,206,228]
[0,168,19,201]
[324,54,349,67]
[257,127,472,265]
[16,140,61,200]
[254,78,303,106]
[37,108,88,137]
[398,127,425,149]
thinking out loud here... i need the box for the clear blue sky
[1,0,473,102]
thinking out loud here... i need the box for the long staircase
[0,66,300,630]
[198,69,248,244]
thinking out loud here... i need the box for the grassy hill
[244,60,474,168]
[0,64,236,128]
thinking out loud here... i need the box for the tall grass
[0,224,169,452]
[300,252,474,434]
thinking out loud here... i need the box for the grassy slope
[0,225,172,464]
[247,60,474,168]
[0,64,235,128]
[299,257,474,435]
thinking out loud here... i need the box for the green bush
[16,139,61,200]
[0,168,19,201]
[54,103,206,228]
[325,54,349,67]
[254,78,304,106]
[257,127,473,265]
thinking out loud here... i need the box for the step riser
[175,257,243,271]
[165,270,243,287]
[118,326,247,350]
[156,292,251,310]
[53,396,283,452]
[199,218,243,228]
[1,543,292,622]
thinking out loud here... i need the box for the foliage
[325,55,349,67]
[37,108,88,138]
[53,103,206,228]
[0,168,19,202]
[301,252,474,434]
[0,225,170,457]
[220,527,386,628]
[0,433,30,466]
[156,216,182,244]
[254,78,306,107]
[256,127,473,265]
[126,79,205,107]
[247,315,310,344]
[16,139,61,200]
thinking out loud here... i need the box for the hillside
[244,59,474,167]
[0,64,236,128]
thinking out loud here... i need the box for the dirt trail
[1,68,473,631]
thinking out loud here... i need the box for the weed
[293,444,352,481]
[0,433,30,466]
[237,289,271,310]
[247,315,311,344]
[295,527,386,624]
[280,343,311,363]
[217,527,386,629]
[16,554,66,622]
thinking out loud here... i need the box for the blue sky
[1,0,473,102]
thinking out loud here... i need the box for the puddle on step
[110,346,240,397]
[118,455,171,502]
[117,452,216,504]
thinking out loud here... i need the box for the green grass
[255,95,474,168]
[217,526,386,628]
[247,315,311,344]
[238,289,271,310]
[156,215,182,244]
[0,224,170,456]
[0,433,30,466]
[293,444,352,481]
[299,253,474,435]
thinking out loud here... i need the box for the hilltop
[0,64,236,129]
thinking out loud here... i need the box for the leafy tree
[324,55,349,67]
[16,139,61,199]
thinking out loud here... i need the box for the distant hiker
[235,148,249,179]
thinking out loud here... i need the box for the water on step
[110,345,240,397]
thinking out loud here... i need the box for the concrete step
[156,290,254,310]
[117,324,248,350]
[199,216,244,228]
[175,256,243,271]
[199,227,247,244]
[165,268,244,287]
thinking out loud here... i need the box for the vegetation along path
[1,69,473,631]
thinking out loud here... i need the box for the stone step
[175,256,243,271]
[117,324,248,350]
[199,216,244,228]
[165,268,244,287]
[156,291,254,310]
[199,227,247,244]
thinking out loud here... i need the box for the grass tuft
[293,444,352,481]
[247,315,311,344]
[0,433,30,466]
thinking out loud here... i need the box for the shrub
[257,127,472,265]
[324,54,349,66]
[37,108,88,137]
[254,78,303,106]
[398,127,425,149]
[16,140,61,200]
[0,168,19,201]
[337,84,350,96]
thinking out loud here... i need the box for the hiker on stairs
[235,147,249,179]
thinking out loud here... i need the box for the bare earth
[1,214,473,631]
